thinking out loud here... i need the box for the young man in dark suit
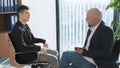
[9,5,58,68]
[59,8,114,68]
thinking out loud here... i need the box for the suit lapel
[84,21,104,48]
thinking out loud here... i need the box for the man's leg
[59,51,96,68]
[38,53,58,68]
[46,48,58,57]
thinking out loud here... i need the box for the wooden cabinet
[0,0,22,67]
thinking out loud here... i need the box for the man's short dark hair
[17,5,29,14]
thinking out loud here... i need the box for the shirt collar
[90,21,101,31]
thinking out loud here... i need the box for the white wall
[22,0,57,50]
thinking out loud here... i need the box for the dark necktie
[84,29,91,48]
[87,29,91,38]
[24,25,32,40]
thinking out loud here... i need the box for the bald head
[86,8,102,27]
[87,8,102,20]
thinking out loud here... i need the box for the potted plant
[106,0,120,64]
[106,0,120,40]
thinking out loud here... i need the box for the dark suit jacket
[83,21,114,68]
[9,21,46,64]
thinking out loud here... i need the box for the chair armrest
[15,51,37,55]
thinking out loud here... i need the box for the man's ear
[19,12,23,16]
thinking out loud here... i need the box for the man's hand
[43,42,48,48]
[40,47,47,55]
[75,48,83,54]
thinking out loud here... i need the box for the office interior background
[23,0,115,57]
[0,0,120,67]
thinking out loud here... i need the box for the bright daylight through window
[58,0,113,56]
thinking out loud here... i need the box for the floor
[0,57,50,68]
[0,63,31,68]
[0,57,31,68]
[0,57,120,68]
[0,65,31,68]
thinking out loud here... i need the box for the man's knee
[62,51,74,57]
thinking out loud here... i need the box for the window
[58,0,113,56]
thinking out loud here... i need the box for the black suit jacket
[9,21,46,63]
[83,21,114,68]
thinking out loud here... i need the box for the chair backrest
[110,40,120,62]
[8,33,38,64]
[97,40,120,68]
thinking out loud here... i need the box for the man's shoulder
[13,23,25,31]
[103,25,113,32]
[97,23,113,35]
[99,22,112,31]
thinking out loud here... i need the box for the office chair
[110,40,120,67]
[8,33,50,68]
[15,51,50,68]
[100,40,120,68]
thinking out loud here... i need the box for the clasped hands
[40,42,48,55]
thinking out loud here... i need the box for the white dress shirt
[83,22,101,65]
